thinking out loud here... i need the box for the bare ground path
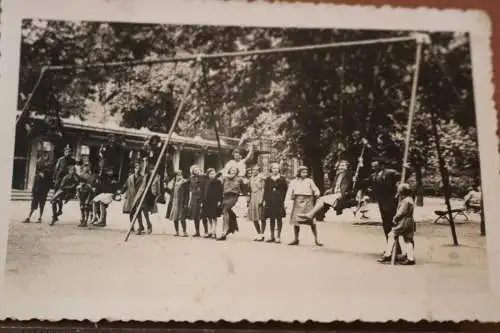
[1,198,496,322]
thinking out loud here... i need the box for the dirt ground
[1,197,496,322]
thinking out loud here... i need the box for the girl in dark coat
[262,163,288,243]
[132,164,161,235]
[202,168,223,239]
[23,150,53,223]
[167,170,189,237]
[187,165,206,237]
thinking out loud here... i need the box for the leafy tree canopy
[18,20,479,193]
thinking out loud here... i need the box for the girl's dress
[392,196,416,239]
[167,178,189,221]
[203,178,223,219]
[133,172,161,214]
[263,176,288,219]
[222,176,242,234]
[287,177,320,225]
[121,173,142,214]
[248,174,265,222]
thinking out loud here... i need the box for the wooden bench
[433,208,470,224]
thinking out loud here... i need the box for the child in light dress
[286,166,322,246]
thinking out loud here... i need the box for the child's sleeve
[285,180,295,202]
[281,178,288,202]
[310,178,320,197]
[262,178,269,202]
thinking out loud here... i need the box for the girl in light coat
[286,166,322,246]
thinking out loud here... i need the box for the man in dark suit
[366,157,408,239]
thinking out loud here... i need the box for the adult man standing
[52,144,76,217]
[366,157,407,239]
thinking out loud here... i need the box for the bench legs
[433,211,470,224]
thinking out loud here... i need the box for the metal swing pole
[430,48,482,236]
[391,34,427,265]
[431,109,459,245]
[124,60,201,242]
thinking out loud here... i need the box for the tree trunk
[305,153,325,193]
[480,199,486,236]
[415,163,424,206]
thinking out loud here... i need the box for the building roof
[18,111,240,151]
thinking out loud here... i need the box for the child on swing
[378,183,416,265]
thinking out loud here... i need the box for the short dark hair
[296,166,308,177]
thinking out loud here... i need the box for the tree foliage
[18,20,479,195]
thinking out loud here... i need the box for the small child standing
[286,166,322,246]
[218,167,242,241]
[262,163,288,243]
[76,163,97,227]
[167,170,189,237]
[134,163,161,235]
[202,168,223,239]
[378,183,416,265]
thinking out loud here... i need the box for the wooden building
[12,115,241,191]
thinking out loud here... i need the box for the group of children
[153,158,325,245]
[23,139,417,264]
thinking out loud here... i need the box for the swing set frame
[16,31,460,252]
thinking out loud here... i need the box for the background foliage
[18,20,479,196]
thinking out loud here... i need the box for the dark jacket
[203,178,223,218]
[32,157,53,196]
[53,155,76,190]
[262,176,288,219]
[366,168,400,205]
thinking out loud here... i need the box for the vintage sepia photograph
[0,0,498,323]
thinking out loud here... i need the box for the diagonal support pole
[401,40,423,183]
[125,60,201,242]
[16,67,48,126]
